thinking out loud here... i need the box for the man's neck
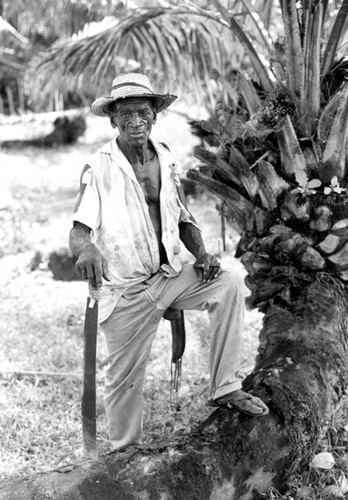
[117,137,154,167]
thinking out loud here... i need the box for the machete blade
[82,297,98,460]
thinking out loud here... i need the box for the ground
[0,107,263,480]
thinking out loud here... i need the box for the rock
[318,234,341,255]
[309,205,332,232]
[328,241,348,270]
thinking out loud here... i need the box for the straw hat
[91,73,177,117]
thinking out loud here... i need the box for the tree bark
[1,278,348,499]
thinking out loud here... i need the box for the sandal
[208,389,269,417]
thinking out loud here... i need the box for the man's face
[109,98,157,147]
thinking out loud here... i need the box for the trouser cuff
[211,380,243,401]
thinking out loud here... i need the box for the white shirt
[73,136,199,322]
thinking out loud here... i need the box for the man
[70,73,269,450]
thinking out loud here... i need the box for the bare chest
[131,156,161,204]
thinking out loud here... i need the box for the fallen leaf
[338,472,348,494]
[310,452,335,469]
[321,484,343,499]
[296,485,315,498]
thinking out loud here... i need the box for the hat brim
[91,93,177,117]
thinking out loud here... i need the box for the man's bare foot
[208,389,269,416]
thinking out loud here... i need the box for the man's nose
[129,113,142,126]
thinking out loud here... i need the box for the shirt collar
[99,136,176,179]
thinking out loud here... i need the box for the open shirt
[72,136,199,322]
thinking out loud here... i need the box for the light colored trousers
[100,263,244,450]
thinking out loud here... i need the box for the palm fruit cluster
[246,86,296,132]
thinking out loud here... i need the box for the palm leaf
[277,115,308,184]
[232,0,273,56]
[318,88,343,142]
[257,0,275,30]
[320,83,348,183]
[236,72,261,115]
[301,1,324,135]
[32,2,275,104]
[0,16,30,47]
[321,0,348,77]
[2,0,114,39]
[31,6,232,103]
[279,0,304,96]
[212,0,273,92]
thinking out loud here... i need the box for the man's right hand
[76,242,111,289]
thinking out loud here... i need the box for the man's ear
[153,110,157,125]
[109,113,117,129]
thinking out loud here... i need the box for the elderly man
[69,73,269,450]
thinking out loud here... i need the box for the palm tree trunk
[1,278,347,499]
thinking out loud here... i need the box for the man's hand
[193,253,222,283]
[76,242,111,289]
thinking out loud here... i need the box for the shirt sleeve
[174,182,201,231]
[177,196,201,231]
[72,166,101,234]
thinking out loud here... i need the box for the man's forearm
[179,221,207,260]
[69,222,93,258]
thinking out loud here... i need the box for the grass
[1,110,348,499]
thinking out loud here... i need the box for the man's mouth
[129,130,145,137]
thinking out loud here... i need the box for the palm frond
[277,115,308,184]
[318,86,343,142]
[212,0,274,92]
[321,57,348,102]
[252,0,275,31]
[279,0,304,96]
[232,0,273,55]
[236,72,261,115]
[321,0,348,77]
[2,0,115,40]
[31,6,233,105]
[301,1,324,135]
[0,16,30,47]
[31,2,276,106]
[320,83,348,183]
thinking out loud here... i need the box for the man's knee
[219,266,245,294]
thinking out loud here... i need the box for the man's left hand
[193,253,222,283]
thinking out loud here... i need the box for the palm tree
[4,1,348,498]
[0,0,119,112]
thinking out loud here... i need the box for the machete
[163,308,186,402]
[81,296,98,460]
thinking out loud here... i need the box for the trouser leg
[99,260,245,449]
[100,285,162,450]
[145,263,245,400]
